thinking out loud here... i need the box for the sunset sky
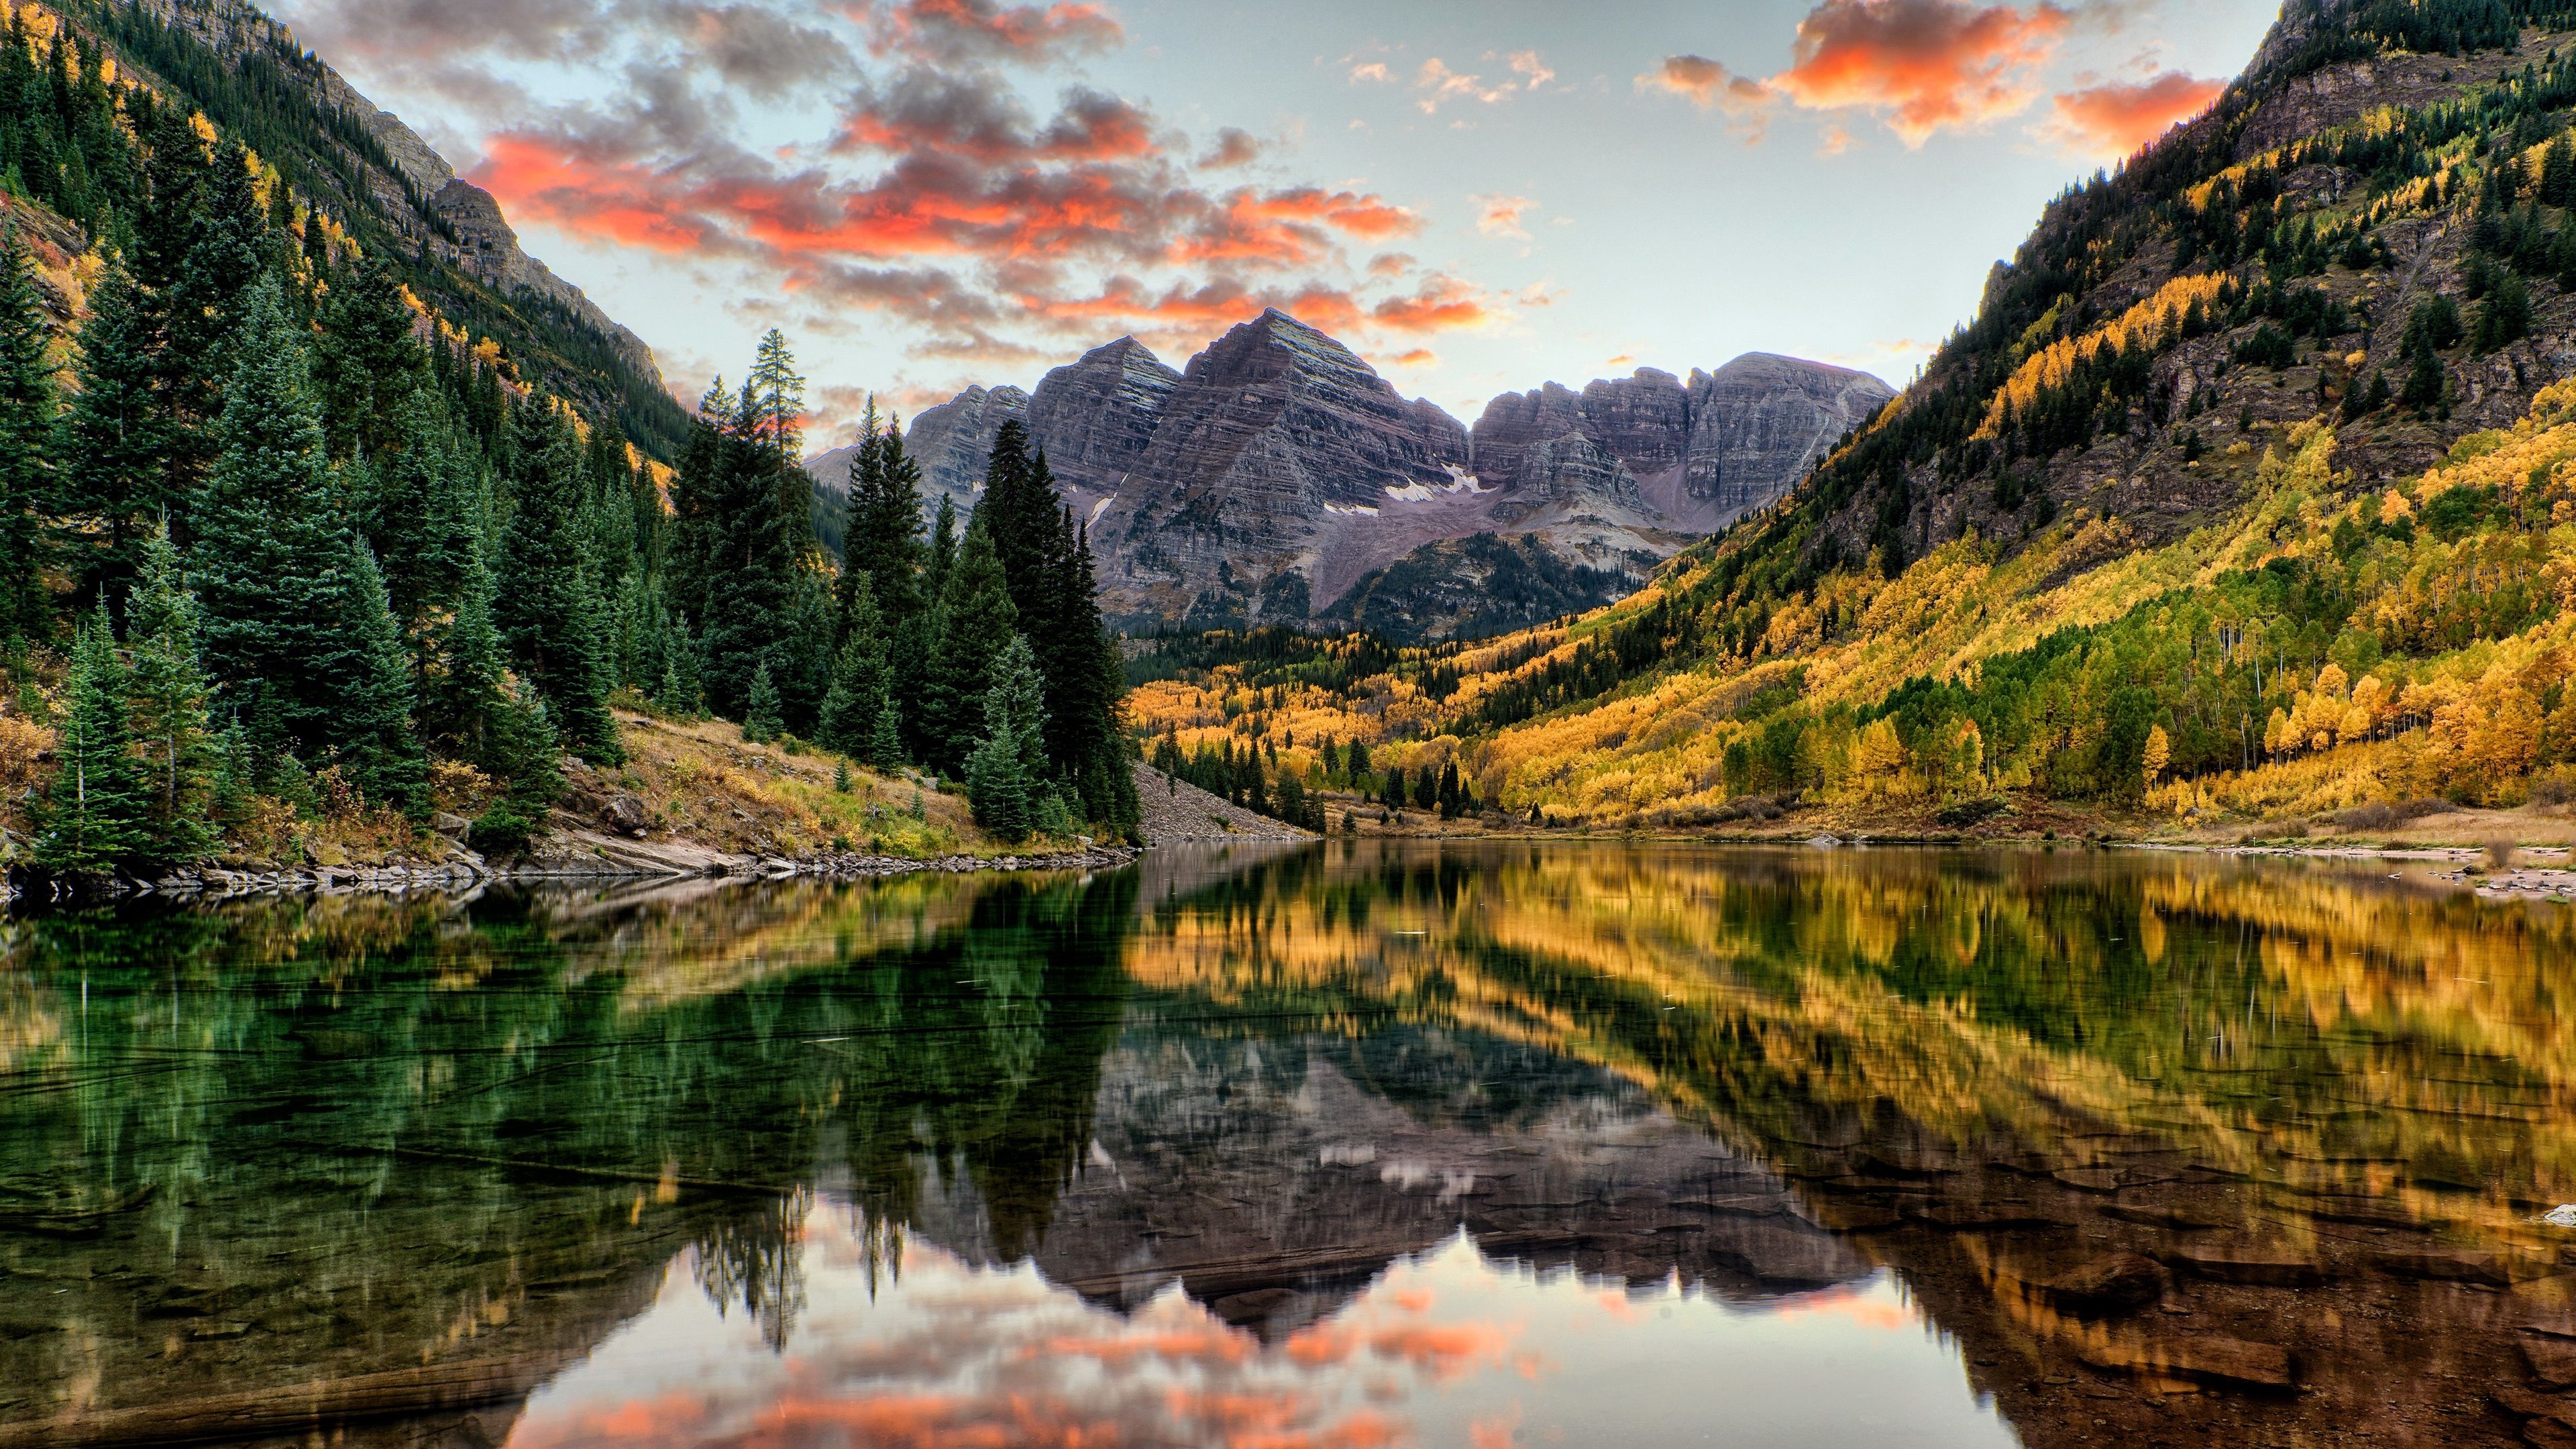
[266,0,2281,445]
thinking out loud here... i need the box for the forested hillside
[0,0,1140,879]
[1128,0,2576,833]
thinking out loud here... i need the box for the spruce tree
[966,635,1047,840]
[0,229,52,640]
[366,390,476,643]
[191,279,386,777]
[339,540,429,814]
[492,400,622,763]
[32,608,149,873]
[920,514,1016,774]
[743,661,784,743]
[818,570,891,758]
[59,257,170,608]
[125,524,217,859]
[842,405,927,626]
[313,254,421,462]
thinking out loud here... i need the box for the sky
[262,0,2284,447]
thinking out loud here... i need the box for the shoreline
[7,844,1149,907]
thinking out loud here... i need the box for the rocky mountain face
[811,309,1888,641]
[108,0,684,452]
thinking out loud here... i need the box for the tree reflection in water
[1,843,2573,1448]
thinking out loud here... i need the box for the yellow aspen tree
[1853,718,1905,800]
[2143,724,2171,786]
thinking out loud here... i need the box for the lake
[3,841,2574,1448]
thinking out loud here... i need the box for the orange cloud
[474,134,720,254]
[1389,348,1436,366]
[2047,70,2223,156]
[1772,0,2070,147]
[1369,276,1501,334]
[1472,193,1538,240]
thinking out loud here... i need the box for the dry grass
[578,710,1050,859]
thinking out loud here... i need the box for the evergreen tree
[58,258,170,608]
[867,693,904,769]
[313,254,421,462]
[366,390,477,644]
[191,280,410,792]
[743,661,783,743]
[920,514,1016,773]
[966,635,1047,840]
[338,539,429,814]
[124,524,217,859]
[818,570,892,758]
[492,400,622,763]
[842,405,927,626]
[31,608,149,873]
[0,229,52,639]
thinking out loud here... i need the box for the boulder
[2040,1253,2168,1317]
[2080,1334,2294,1389]
[600,794,649,837]
[429,812,472,842]
[2156,1244,2323,1287]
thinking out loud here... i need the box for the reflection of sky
[513,1204,2012,1448]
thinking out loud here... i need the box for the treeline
[3,85,1134,874]
[1146,727,1484,828]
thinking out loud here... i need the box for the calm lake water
[5,843,2576,1449]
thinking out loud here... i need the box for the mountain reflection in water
[4,842,2575,1447]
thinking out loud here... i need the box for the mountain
[36,0,685,455]
[807,311,1888,641]
[1125,0,2576,830]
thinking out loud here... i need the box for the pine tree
[818,570,891,757]
[191,279,388,776]
[0,229,53,640]
[366,390,476,644]
[492,400,622,763]
[842,404,927,626]
[966,634,1047,840]
[124,524,217,859]
[313,254,421,462]
[338,539,429,814]
[32,608,149,873]
[920,514,1016,774]
[743,661,783,743]
[58,257,171,609]
[867,693,904,769]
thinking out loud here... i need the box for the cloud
[1415,58,1511,114]
[1472,193,1538,240]
[1638,54,1770,114]
[2045,70,2222,156]
[839,72,1158,164]
[1771,0,2071,147]
[1389,348,1436,366]
[869,0,1123,64]
[1504,49,1554,89]
[1195,126,1262,168]
[1348,60,1391,84]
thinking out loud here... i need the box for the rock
[2041,1253,2168,1316]
[600,794,649,836]
[2053,1167,2129,1193]
[1094,309,1468,626]
[1680,356,1892,523]
[2155,1245,2323,1287]
[2079,1334,2294,1389]
[2523,1332,2576,1390]
[1906,1203,2072,1231]
[1026,336,1182,500]
[2369,1246,2539,1286]
[2100,1203,2230,1230]
[890,383,1031,519]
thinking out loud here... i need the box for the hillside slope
[1127,0,2576,833]
[14,0,684,455]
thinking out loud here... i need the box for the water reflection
[3,844,2575,1446]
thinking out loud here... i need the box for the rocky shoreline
[7,845,1146,906]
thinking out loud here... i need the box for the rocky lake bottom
[3,841,2574,1448]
